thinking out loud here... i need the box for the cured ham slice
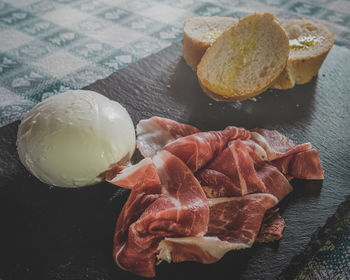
[196,140,293,200]
[256,209,286,243]
[256,164,293,201]
[164,127,250,172]
[107,158,158,189]
[113,150,209,278]
[105,164,126,182]
[243,129,311,161]
[197,140,265,197]
[113,159,161,277]
[136,116,200,158]
[271,149,324,179]
[207,194,278,244]
[157,194,278,264]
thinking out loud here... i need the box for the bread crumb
[296,104,300,107]
[208,103,213,106]
[250,97,257,102]
[166,85,171,88]
[230,102,242,109]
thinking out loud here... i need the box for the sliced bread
[183,16,237,70]
[197,13,290,101]
[272,18,334,89]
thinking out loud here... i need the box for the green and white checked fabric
[1,0,350,126]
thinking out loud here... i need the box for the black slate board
[1,42,350,280]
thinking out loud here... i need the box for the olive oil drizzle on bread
[197,13,290,101]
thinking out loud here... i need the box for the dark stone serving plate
[0,42,349,280]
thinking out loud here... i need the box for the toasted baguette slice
[183,16,238,70]
[272,18,334,89]
[197,13,289,102]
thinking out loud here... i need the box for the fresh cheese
[16,90,135,187]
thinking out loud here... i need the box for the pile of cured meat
[106,117,324,278]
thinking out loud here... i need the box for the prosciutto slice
[256,209,286,243]
[113,150,209,278]
[107,158,158,189]
[271,149,324,179]
[136,116,200,158]
[207,194,278,245]
[157,194,278,264]
[163,126,250,172]
[243,129,312,161]
[196,140,293,200]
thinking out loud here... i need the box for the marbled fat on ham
[109,117,324,277]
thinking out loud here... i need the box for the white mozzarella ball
[17,90,135,187]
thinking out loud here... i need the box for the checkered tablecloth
[1,0,350,126]
[1,0,350,278]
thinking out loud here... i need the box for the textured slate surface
[0,42,350,280]
[280,195,350,279]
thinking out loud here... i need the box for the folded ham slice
[197,140,293,200]
[136,116,200,158]
[157,194,278,264]
[107,158,157,189]
[271,149,324,179]
[244,129,312,161]
[164,126,250,172]
[113,150,209,278]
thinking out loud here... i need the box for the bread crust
[183,33,210,71]
[199,78,272,102]
[271,19,334,89]
[183,17,237,71]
